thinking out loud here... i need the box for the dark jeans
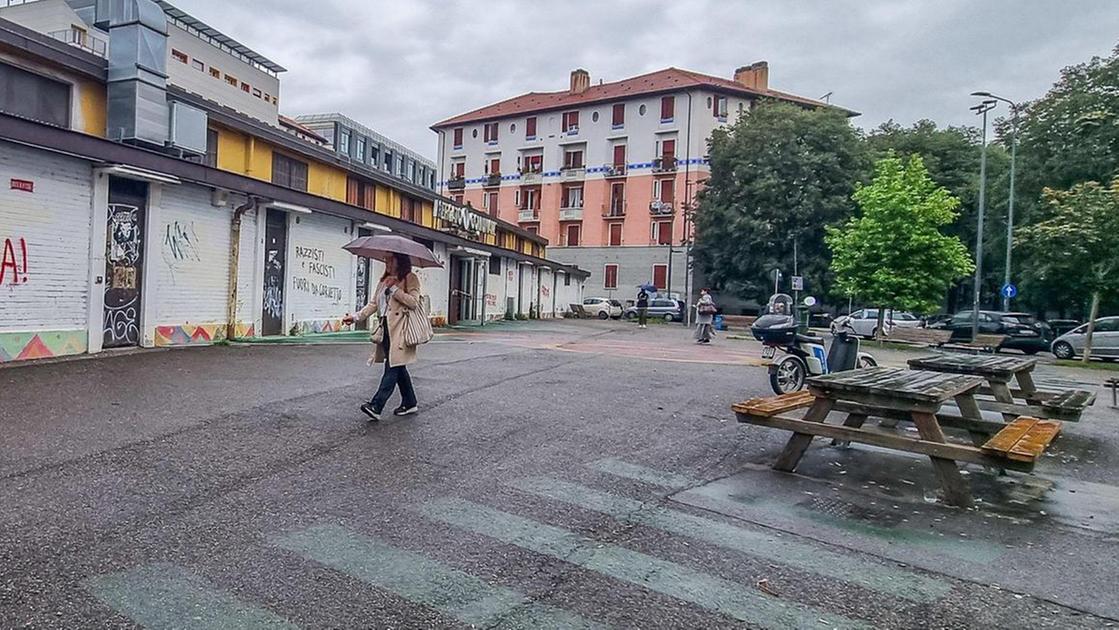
[371,319,417,412]
[638,307,647,326]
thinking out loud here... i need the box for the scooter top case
[751,314,799,345]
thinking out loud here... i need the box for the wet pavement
[1,319,1117,628]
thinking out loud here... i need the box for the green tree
[1016,179,1119,361]
[827,155,975,338]
[693,101,865,302]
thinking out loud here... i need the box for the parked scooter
[751,294,877,394]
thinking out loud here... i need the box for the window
[655,221,672,245]
[660,96,675,121]
[171,49,188,64]
[521,186,541,210]
[655,178,675,203]
[225,74,238,87]
[488,157,501,175]
[562,111,579,133]
[453,194,464,204]
[192,59,205,72]
[604,264,618,289]
[371,145,381,166]
[451,161,465,178]
[210,67,221,79]
[565,224,581,246]
[241,82,251,93]
[203,128,218,167]
[562,184,583,208]
[338,129,350,155]
[452,127,463,149]
[402,197,419,223]
[489,256,501,276]
[346,176,376,211]
[609,223,623,246]
[484,122,499,143]
[0,61,71,128]
[356,137,366,162]
[609,182,625,216]
[522,154,543,173]
[264,93,271,103]
[562,148,584,169]
[253,88,262,98]
[612,144,626,168]
[713,95,728,119]
[652,264,668,290]
[639,104,647,116]
[384,150,393,171]
[272,153,308,191]
[611,103,625,127]
[485,191,499,216]
[564,273,571,287]
[526,226,538,236]
[659,138,676,162]
[525,116,537,139]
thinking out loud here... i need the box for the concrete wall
[548,245,689,302]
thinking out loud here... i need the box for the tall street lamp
[972,91,1020,311]
[969,98,998,341]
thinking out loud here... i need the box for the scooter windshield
[766,293,794,316]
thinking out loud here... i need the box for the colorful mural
[153,323,256,347]
[297,319,346,335]
[0,330,87,363]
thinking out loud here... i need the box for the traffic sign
[791,276,804,291]
[1000,283,1018,299]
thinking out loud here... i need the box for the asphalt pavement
[1,320,1117,628]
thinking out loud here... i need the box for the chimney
[569,69,590,95]
[733,61,769,91]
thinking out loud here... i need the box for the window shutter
[661,96,674,120]
[526,117,536,138]
[660,179,675,202]
[613,145,626,167]
[653,265,667,289]
[612,103,624,126]
[453,128,463,146]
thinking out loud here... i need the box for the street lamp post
[972,91,1020,311]
[970,99,998,341]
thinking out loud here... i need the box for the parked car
[1046,319,1083,338]
[1051,316,1119,360]
[929,310,1052,354]
[830,309,919,338]
[583,297,623,319]
[623,298,684,322]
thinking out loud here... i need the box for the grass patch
[1055,359,1119,372]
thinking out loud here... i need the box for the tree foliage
[693,101,865,301]
[826,155,975,317]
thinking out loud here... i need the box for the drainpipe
[226,196,259,340]
[436,129,446,196]
[552,269,558,319]
[683,90,694,326]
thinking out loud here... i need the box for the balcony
[650,200,675,216]
[604,164,627,178]
[602,201,627,219]
[560,166,586,180]
[518,207,540,222]
[559,206,584,222]
[563,126,579,136]
[519,169,542,184]
[447,175,465,190]
[652,157,678,173]
[48,29,107,58]
[483,173,502,187]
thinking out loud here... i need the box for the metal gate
[103,177,147,348]
[262,209,287,336]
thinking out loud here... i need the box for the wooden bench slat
[1041,389,1097,412]
[981,417,1039,453]
[981,416,1062,463]
[733,391,816,418]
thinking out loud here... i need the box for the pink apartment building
[432,63,845,300]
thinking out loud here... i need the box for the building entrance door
[103,177,148,348]
[353,227,371,330]
[262,209,287,336]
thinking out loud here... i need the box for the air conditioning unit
[169,101,208,156]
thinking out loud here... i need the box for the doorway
[262,209,287,336]
[103,177,148,348]
[449,256,478,324]
[353,227,371,330]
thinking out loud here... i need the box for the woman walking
[343,252,422,421]
[694,289,716,344]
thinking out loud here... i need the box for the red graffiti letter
[0,238,17,285]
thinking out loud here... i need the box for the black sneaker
[393,405,418,417]
[360,403,381,422]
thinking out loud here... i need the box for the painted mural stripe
[587,458,699,489]
[415,498,869,630]
[595,459,1002,563]
[509,477,950,603]
[272,524,602,630]
[85,563,296,630]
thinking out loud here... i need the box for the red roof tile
[432,67,856,128]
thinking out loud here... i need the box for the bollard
[1108,377,1119,409]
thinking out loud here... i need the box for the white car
[831,309,920,338]
[583,297,623,319]
[1051,316,1119,360]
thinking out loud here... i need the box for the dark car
[931,310,1052,354]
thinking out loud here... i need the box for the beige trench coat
[354,272,421,367]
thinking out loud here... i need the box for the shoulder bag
[402,294,434,346]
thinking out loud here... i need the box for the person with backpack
[636,287,650,328]
[694,289,717,344]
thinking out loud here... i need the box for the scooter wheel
[857,356,877,369]
[769,356,807,395]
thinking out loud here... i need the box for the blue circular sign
[1001,283,1018,299]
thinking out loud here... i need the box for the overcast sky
[171,0,1119,162]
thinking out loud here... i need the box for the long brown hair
[381,252,412,282]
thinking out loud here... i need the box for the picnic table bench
[940,333,1008,354]
[887,327,953,346]
[734,367,1063,507]
[907,354,1096,422]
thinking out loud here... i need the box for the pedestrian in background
[343,252,422,421]
[636,287,650,328]
[695,289,717,344]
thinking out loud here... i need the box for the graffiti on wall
[0,237,29,285]
[541,286,550,298]
[485,293,497,307]
[160,220,202,283]
[293,245,343,304]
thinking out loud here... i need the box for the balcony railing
[650,200,675,216]
[560,166,586,180]
[604,164,627,178]
[518,207,540,222]
[559,206,584,222]
[447,175,466,190]
[483,173,502,187]
[652,157,678,173]
[47,29,107,57]
[519,169,542,184]
[602,201,627,218]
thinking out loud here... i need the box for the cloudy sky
[172,0,1118,162]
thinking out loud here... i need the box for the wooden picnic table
[734,367,1063,508]
[907,353,1095,422]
